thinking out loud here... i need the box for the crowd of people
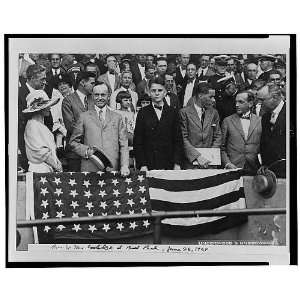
[18,53,287,177]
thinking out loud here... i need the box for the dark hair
[237,90,255,102]
[251,79,267,90]
[116,91,131,103]
[165,70,174,77]
[145,64,156,72]
[149,76,166,88]
[187,61,197,69]
[155,57,168,64]
[93,81,109,90]
[48,53,61,61]
[55,74,73,89]
[26,64,46,80]
[195,83,210,95]
[78,71,96,82]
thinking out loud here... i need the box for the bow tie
[154,105,163,111]
[187,79,194,84]
[166,91,171,96]
[240,114,251,120]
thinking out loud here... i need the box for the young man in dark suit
[164,72,180,110]
[133,76,182,171]
[257,84,286,177]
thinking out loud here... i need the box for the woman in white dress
[23,90,63,173]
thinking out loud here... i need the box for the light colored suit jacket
[179,100,222,168]
[69,108,129,171]
[221,113,262,171]
[97,72,121,95]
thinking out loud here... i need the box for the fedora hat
[252,167,277,198]
[89,147,113,171]
[23,90,60,114]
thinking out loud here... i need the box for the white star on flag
[55,199,64,207]
[56,211,65,218]
[85,202,94,210]
[100,201,107,210]
[83,180,91,188]
[137,175,144,182]
[53,177,61,185]
[82,172,90,175]
[125,178,132,184]
[112,179,119,186]
[54,188,63,196]
[126,188,134,196]
[88,225,97,233]
[40,177,47,184]
[143,220,150,228]
[116,211,121,215]
[102,224,110,232]
[102,212,108,217]
[111,171,118,175]
[40,187,49,196]
[127,199,135,207]
[84,190,92,198]
[116,223,124,231]
[113,200,121,208]
[113,189,120,197]
[70,201,79,209]
[69,179,77,186]
[97,171,104,176]
[72,212,79,218]
[69,189,79,198]
[40,200,49,208]
[88,213,94,217]
[139,186,146,193]
[140,197,147,205]
[72,224,82,232]
[141,208,147,214]
[99,190,107,198]
[57,225,66,231]
[44,226,51,232]
[130,221,138,230]
[42,212,49,219]
[129,210,135,215]
[98,180,106,187]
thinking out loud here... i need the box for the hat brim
[89,148,113,171]
[22,97,60,114]
[253,170,277,198]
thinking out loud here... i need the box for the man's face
[235,93,252,115]
[181,55,190,67]
[58,83,72,97]
[165,74,174,91]
[195,92,215,108]
[93,84,109,108]
[121,72,132,88]
[225,83,237,96]
[141,100,151,108]
[156,60,168,75]
[29,53,39,62]
[227,59,236,73]
[150,83,167,104]
[31,71,47,90]
[200,55,209,69]
[106,56,117,72]
[138,55,146,65]
[146,68,156,79]
[216,64,226,75]
[247,63,258,80]
[186,64,197,79]
[120,97,132,109]
[256,87,276,111]
[83,77,96,94]
[209,59,215,70]
[269,73,281,85]
[146,55,154,67]
[50,54,61,69]
[260,59,271,71]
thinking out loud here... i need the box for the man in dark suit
[258,55,276,82]
[257,84,286,177]
[136,64,156,99]
[221,91,262,173]
[175,54,190,91]
[62,71,96,171]
[133,76,182,171]
[164,72,180,110]
[18,64,51,171]
[179,84,222,169]
[130,54,146,87]
[244,62,258,89]
[197,54,215,80]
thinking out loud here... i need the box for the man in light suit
[69,82,129,175]
[179,84,222,169]
[221,91,262,173]
[97,54,120,95]
[62,71,96,171]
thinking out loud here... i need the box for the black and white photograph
[6,35,296,265]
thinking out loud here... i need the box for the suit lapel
[103,107,111,129]
[74,91,85,111]
[202,108,214,130]
[272,104,286,132]
[231,114,246,141]
[89,110,102,129]
[247,114,259,140]
[188,104,202,129]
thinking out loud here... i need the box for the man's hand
[55,160,63,172]
[225,163,237,169]
[120,166,130,177]
[173,164,181,170]
[140,166,148,172]
[86,147,95,158]
[196,155,211,168]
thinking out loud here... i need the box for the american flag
[29,171,152,243]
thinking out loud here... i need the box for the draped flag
[28,171,152,243]
[147,169,247,237]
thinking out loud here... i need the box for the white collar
[76,89,86,103]
[272,100,284,115]
[26,82,35,94]
[95,105,107,117]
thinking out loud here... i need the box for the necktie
[270,112,276,124]
[199,69,204,78]
[54,69,58,76]
[201,109,205,126]
[84,96,88,111]
[154,105,163,111]
[240,114,251,120]
[99,109,104,124]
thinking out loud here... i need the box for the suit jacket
[97,72,121,95]
[164,92,180,110]
[221,113,262,172]
[133,104,182,170]
[69,108,129,171]
[178,77,199,108]
[260,104,286,170]
[62,91,94,158]
[136,79,150,98]
[258,69,274,82]
[197,68,215,80]
[130,61,144,86]
[44,67,66,96]
[179,100,222,168]
[216,91,238,123]
[175,66,187,87]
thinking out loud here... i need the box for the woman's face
[58,83,72,97]
[120,97,132,109]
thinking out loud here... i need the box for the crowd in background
[17,53,287,177]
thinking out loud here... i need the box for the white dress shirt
[52,68,61,76]
[76,89,87,108]
[153,103,163,120]
[165,95,171,106]
[240,111,251,139]
[270,100,285,124]
[138,63,146,80]
[183,78,196,107]
[95,104,107,122]
[179,66,186,78]
[107,72,116,91]
[197,67,208,77]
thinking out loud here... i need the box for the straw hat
[89,147,113,171]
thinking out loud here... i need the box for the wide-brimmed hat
[252,168,277,198]
[23,90,60,114]
[89,147,113,171]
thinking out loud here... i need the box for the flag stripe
[148,170,242,192]
[151,188,245,211]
